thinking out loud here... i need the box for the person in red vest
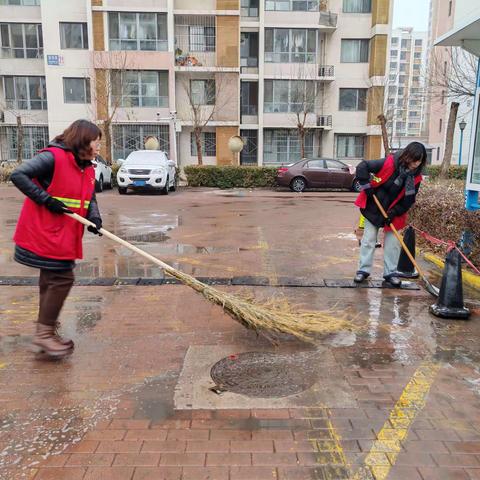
[11,119,103,358]
[353,142,427,287]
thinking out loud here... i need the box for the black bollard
[397,226,419,278]
[430,248,470,320]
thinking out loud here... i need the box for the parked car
[276,158,361,192]
[92,155,113,193]
[116,150,177,195]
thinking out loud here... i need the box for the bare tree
[91,51,135,164]
[180,73,236,165]
[439,101,459,179]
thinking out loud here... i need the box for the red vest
[14,147,95,260]
[355,155,422,231]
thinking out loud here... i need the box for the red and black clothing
[355,153,423,229]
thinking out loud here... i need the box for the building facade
[0,0,391,167]
[386,27,428,149]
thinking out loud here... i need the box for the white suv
[117,150,177,195]
[92,155,113,193]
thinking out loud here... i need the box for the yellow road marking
[257,226,278,285]
[353,361,441,480]
[0,362,7,369]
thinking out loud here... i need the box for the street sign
[46,55,64,66]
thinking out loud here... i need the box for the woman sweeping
[353,142,427,287]
[11,119,103,358]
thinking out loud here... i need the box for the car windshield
[125,153,167,166]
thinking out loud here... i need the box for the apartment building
[0,0,391,167]
[386,27,428,148]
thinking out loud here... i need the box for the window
[342,0,371,12]
[326,159,346,170]
[0,125,48,162]
[264,80,316,113]
[306,159,325,168]
[396,121,405,129]
[400,64,406,72]
[0,23,43,58]
[415,39,422,46]
[388,98,395,105]
[412,76,420,82]
[0,0,40,4]
[399,75,407,84]
[190,79,215,105]
[413,64,420,71]
[266,0,320,11]
[188,25,215,52]
[112,70,168,107]
[414,52,421,58]
[390,49,397,57]
[336,135,365,159]
[398,87,404,96]
[391,37,399,45]
[409,111,419,117]
[241,0,259,17]
[408,122,418,129]
[265,28,317,63]
[191,132,216,157]
[60,22,88,49]
[3,76,47,110]
[112,124,169,160]
[390,62,397,70]
[388,86,396,95]
[241,81,258,115]
[439,118,443,132]
[401,39,409,48]
[339,88,367,111]
[240,129,258,164]
[108,12,167,51]
[63,77,91,104]
[400,51,407,60]
[389,74,396,81]
[263,129,313,164]
[340,39,369,63]
[241,32,259,67]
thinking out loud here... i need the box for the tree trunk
[298,125,305,159]
[377,114,390,156]
[439,102,459,180]
[104,120,112,164]
[16,115,23,163]
[194,128,203,166]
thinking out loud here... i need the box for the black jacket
[356,153,421,228]
[11,141,102,270]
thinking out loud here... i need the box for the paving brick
[125,430,168,441]
[403,440,450,453]
[418,467,470,479]
[186,440,230,452]
[166,429,209,441]
[252,409,291,419]
[109,420,151,430]
[433,454,480,467]
[387,451,436,467]
[66,453,115,467]
[34,468,87,480]
[230,440,274,452]
[210,430,252,441]
[142,441,186,453]
[132,466,182,480]
[297,451,347,466]
[159,453,206,466]
[113,453,160,467]
[230,466,278,480]
[415,429,462,441]
[64,440,99,453]
[278,466,343,479]
[448,442,480,454]
[152,419,191,429]
[465,468,480,479]
[84,430,127,441]
[252,452,297,466]
[96,441,142,453]
[274,440,315,453]
[83,466,135,480]
[207,453,251,466]
[182,466,229,479]
[383,466,423,480]
[216,410,252,419]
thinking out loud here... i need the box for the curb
[423,251,480,289]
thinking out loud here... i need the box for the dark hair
[54,119,102,160]
[399,142,427,170]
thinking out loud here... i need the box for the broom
[67,212,353,343]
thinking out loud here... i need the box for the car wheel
[351,179,362,192]
[118,187,127,195]
[161,177,169,195]
[95,175,104,193]
[290,177,307,193]
[169,176,177,192]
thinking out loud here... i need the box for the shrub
[425,165,467,180]
[0,164,16,183]
[410,180,480,269]
[184,165,278,189]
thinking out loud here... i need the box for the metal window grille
[112,124,169,161]
[263,129,314,165]
[240,130,258,165]
[0,125,48,162]
[0,23,43,59]
[175,16,215,67]
[190,132,216,157]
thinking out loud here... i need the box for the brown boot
[33,323,73,358]
[54,322,74,349]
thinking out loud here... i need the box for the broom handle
[372,194,425,278]
[66,212,178,277]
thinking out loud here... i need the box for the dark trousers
[38,269,75,326]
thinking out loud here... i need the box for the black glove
[45,197,72,215]
[87,217,103,236]
[384,216,392,226]
[364,186,374,198]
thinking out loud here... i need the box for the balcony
[319,11,337,30]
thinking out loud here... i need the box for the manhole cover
[210,352,316,398]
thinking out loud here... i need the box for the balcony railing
[318,65,334,77]
[317,115,332,127]
[319,11,337,28]
[241,104,258,116]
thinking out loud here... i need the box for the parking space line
[353,361,441,480]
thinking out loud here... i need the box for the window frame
[342,0,372,13]
[63,77,91,104]
[340,38,369,63]
[190,79,216,106]
[190,131,216,157]
[3,75,47,110]
[0,22,43,58]
[59,22,88,50]
[338,88,367,111]
[264,28,317,63]
[335,134,365,159]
